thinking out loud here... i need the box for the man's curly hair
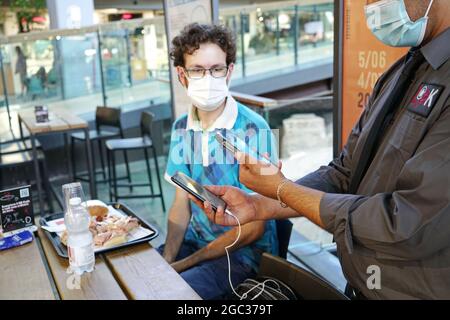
[170,23,237,68]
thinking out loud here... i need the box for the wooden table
[0,225,201,300]
[0,237,55,300]
[17,109,97,214]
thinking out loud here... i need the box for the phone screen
[215,131,275,166]
[171,172,227,212]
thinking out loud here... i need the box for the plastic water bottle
[64,197,95,274]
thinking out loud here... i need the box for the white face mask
[187,74,229,112]
[365,0,434,47]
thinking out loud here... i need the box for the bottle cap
[69,197,82,206]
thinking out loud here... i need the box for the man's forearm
[163,205,190,263]
[176,222,265,270]
[254,181,325,228]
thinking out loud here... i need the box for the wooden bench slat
[0,238,55,300]
[104,243,201,300]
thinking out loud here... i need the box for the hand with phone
[215,131,285,200]
[171,171,228,214]
[215,131,278,167]
[236,151,286,200]
[187,185,260,226]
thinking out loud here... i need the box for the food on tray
[103,234,127,248]
[61,213,141,249]
[61,231,68,246]
[88,205,109,221]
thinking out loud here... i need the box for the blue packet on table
[0,230,33,251]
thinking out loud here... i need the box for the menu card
[35,105,49,123]
[0,186,34,234]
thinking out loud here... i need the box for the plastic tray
[39,202,159,258]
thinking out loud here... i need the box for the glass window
[98,19,171,113]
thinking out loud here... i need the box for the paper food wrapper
[42,200,154,251]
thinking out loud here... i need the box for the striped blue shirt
[165,96,279,271]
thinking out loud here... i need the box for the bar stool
[0,138,41,154]
[71,106,132,187]
[1,120,42,154]
[105,111,165,211]
[0,142,54,213]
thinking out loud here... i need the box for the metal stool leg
[152,146,165,212]
[40,157,54,213]
[112,151,118,202]
[123,150,133,192]
[90,139,97,179]
[143,148,154,195]
[98,139,106,180]
[64,133,73,182]
[71,136,77,181]
[107,149,113,203]
[84,132,97,199]
[31,135,45,214]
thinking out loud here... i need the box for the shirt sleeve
[320,105,450,261]
[164,120,191,184]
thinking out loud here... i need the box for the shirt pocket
[369,113,425,192]
[388,112,426,163]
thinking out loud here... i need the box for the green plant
[11,0,46,33]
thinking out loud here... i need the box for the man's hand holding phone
[171,172,259,226]
[235,151,286,200]
[187,185,260,226]
[171,171,228,213]
[215,131,278,167]
[215,131,286,199]
[173,131,287,227]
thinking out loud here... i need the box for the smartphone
[171,171,227,213]
[215,131,277,166]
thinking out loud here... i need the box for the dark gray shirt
[297,28,450,299]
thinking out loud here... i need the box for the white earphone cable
[224,210,284,300]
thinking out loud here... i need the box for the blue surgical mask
[365,0,434,47]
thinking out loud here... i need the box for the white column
[46,0,95,29]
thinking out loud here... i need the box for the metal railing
[0,0,334,129]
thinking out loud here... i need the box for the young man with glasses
[159,23,279,300]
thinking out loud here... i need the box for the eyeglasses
[184,66,229,79]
